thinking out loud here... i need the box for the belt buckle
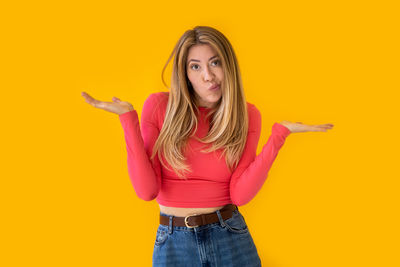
[184,214,199,228]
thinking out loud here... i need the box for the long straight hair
[151,26,249,179]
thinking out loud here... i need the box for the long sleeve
[229,106,291,206]
[118,93,163,201]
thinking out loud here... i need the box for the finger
[112,96,121,102]
[95,100,114,110]
[308,124,333,131]
[315,126,331,132]
[81,92,97,105]
[84,94,104,109]
[307,125,325,132]
[81,91,94,99]
[81,92,110,109]
[320,125,334,129]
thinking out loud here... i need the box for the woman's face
[186,44,224,109]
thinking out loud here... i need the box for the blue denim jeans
[152,207,262,267]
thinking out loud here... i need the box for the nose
[202,66,215,82]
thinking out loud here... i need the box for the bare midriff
[159,204,226,217]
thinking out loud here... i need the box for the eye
[211,60,220,66]
[190,64,200,70]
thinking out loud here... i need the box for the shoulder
[246,102,261,117]
[246,102,261,132]
[144,91,169,107]
[141,91,169,125]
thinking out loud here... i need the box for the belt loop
[168,215,173,234]
[216,209,226,227]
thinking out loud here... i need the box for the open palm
[280,120,334,133]
[81,91,134,115]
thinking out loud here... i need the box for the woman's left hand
[279,120,334,133]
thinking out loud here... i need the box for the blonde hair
[151,25,249,179]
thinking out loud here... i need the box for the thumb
[112,96,121,102]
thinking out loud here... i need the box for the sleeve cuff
[272,122,291,138]
[119,109,138,124]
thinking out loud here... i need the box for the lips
[209,84,220,90]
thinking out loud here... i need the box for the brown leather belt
[160,204,238,228]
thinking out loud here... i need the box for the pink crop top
[118,91,291,207]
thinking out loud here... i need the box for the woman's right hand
[81,91,134,115]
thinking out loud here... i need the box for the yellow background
[1,0,399,266]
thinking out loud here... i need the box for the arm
[229,106,291,206]
[118,93,162,201]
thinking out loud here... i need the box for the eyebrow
[187,55,219,64]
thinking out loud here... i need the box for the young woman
[81,26,333,267]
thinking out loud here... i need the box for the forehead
[187,44,218,59]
